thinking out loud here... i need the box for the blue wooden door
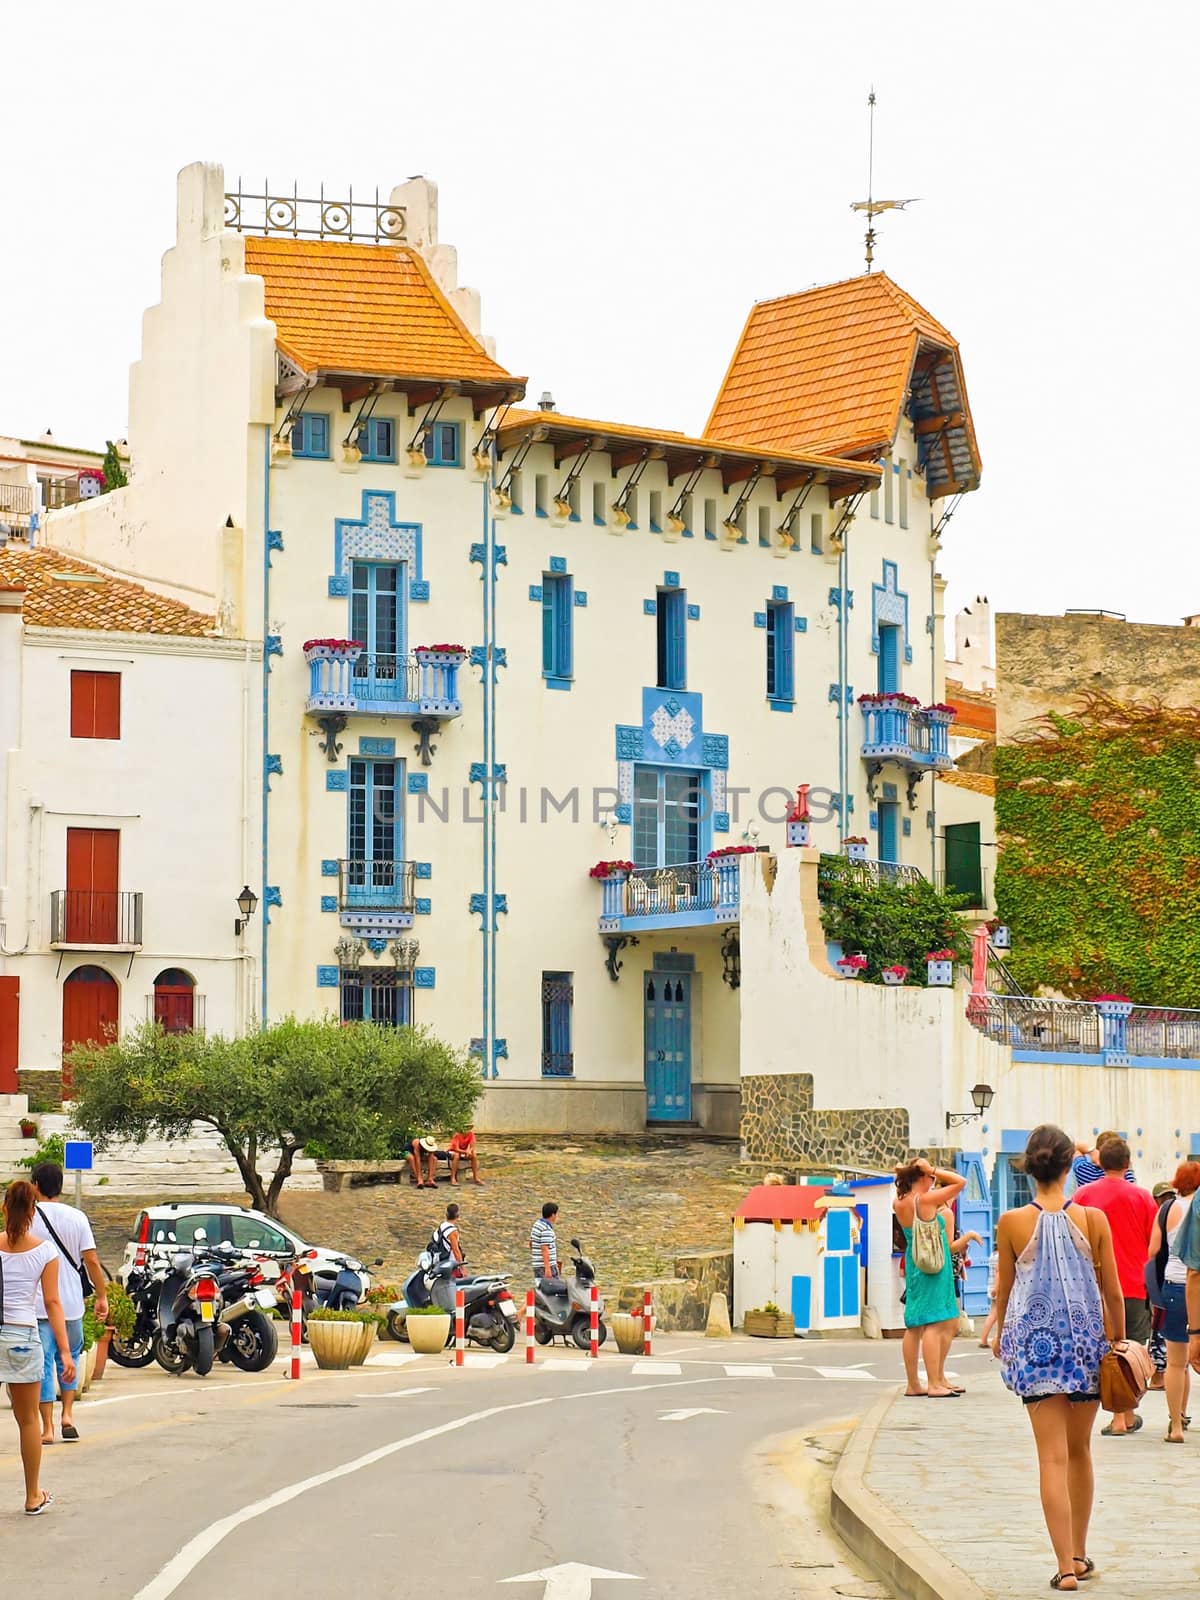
[644,971,691,1121]
[956,1151,994,1315]
[877,624,900,693]
[877,801,899,863]
[820,1208,860,1320]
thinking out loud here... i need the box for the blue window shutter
[878,624,900,693]
[778,603,795,698]
[556,578,573,677]
[666,590,686,689]
[541,584,556,673]
[766,608,777,695]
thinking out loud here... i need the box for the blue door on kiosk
[644,971,691,1121]
[956,1151,994,1315]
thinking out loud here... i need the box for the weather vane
[850,89,919,272]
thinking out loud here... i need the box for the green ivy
[817,860,971,983]
[995,694,1200,1006]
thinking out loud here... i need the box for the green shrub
[19,1130,65,1171]
[307,1307,381,1324]
[818,860,970,982]
[405,1305,451,1316]
[103,1282,137,1339]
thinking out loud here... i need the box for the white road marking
[364,1351,423,1367]
[812,1366,877,1383]
[355,1387,437,1398]
[462,1353,507,1369]
[79,1380,289,1409]
[499,1561,642,1598]
[539,1357,602,1372]
[658,1407,727,1422]
[723,1365,776,1379]
[132,1374,748,1599]
[631,1361,681,1376]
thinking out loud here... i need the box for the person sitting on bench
[448,1129,483,1187]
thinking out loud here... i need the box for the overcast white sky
[2,3,1194,626]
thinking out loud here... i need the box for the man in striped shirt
[1072,1131,1136,1189]
[531,1202,564,1290]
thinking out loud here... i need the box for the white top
[29,1200,96,1320]
[1166,1210,1188,1285]
[0,1239,58,1328]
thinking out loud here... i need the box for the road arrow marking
[499,1563,642,1599]
[658,1407,727,1422]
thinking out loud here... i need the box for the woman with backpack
[893,1157,965,1398]
[992,1125,1125,1592]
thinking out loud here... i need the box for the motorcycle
[108,1257,160,1368]
[113,1236,279,1374]
[532,1237,606,1350]
[291,1250,380,1312]
[388,1258,518,1352]
[210,1250,280,1372]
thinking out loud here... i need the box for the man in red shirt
[1075,1136,1157,1435]
[448,1129,483,1187]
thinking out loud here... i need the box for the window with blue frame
[346,758,403,903]
[633,766,702,868]
[655,588,687,690]
[357,417,395,462]
[766,601,795,702]
[292,413,330,458]
[877,623,901,693]
[351,561,404,692]
[340,968,413,1027]
[423,421,461,467]
[877,799,900,864]
[541,572,573,683]
[541,972,573,1077]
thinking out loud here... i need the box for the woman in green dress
[894,1157,965,1397]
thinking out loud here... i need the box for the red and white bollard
[454,1285,465,1368]
[288,1287,302,1380]
[642,1289,653,1357]
[525,1289,536,1365]
[589,1282,600,1359]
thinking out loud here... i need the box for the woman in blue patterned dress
[993,1125,1125,1592]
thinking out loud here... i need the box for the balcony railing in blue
[968,994,1200,1065]
[338,859,416,913]
[598,859,740,932]
[861,700,953,770]
[305,650,464,718]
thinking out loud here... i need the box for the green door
[943,821,983,907]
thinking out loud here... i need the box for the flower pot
[349,1321,378,1366]
[405,1313,452,1355]
[611,1313,644,1356]
[19,1123,36,1138]
[743,1310,795,1339]
[844,842,869,863]
[92,1327,112,1382]
[306,1319,365,1370]
[926,959,954,987]
[991,925,1011,950]
[881,970,907,987]
[836,962,862,980]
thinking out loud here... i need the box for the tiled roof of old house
[937,769,996,796]
[244,237,516,386]
[0,544,214,635]
[705,272,981,497]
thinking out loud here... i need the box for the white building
[39,162,992,1133]
[0,539,256,1103]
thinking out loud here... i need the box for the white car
[119,1202,367,1290]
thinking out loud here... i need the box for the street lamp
[946,1082,995,1130]
[234,886,258,936]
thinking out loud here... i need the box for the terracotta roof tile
[705,272,981,494]
[244,237,514,385]
[937,769,996,796]
[0,544,215,635]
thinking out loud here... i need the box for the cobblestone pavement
[85,1136,749,1293]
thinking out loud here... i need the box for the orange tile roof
[937,769,996,796]
[243,237,516,386]
[0,544,215,635]
[705,272,981,495]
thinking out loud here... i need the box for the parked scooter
[388,1259,518,1351]
[210,1249,280,1372]
[291,1250,380,1312]
[532,1237,606,1350]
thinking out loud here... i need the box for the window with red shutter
[70,670,121,739]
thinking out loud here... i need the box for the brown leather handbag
[1099,1338,1155,1413]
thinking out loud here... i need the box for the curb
[831,1388,990,1600]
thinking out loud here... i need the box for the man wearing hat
[407,1135,439,1189]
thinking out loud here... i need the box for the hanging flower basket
[836,953,868,980]
[858,692,919,709]
[920,704,956,725]
[589,860,633,880]
[925,950,956,987]
[842,837,869,863]
[881,964,909,987]
[707,845,755,860]
[1091,994,1134,1018]
[414,645,468,667]
[303,638,364,662]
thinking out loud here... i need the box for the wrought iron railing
[601,860,741,921]
[338,859,417,913]
[541,1052,574,1078]
[933,867,992,909]
[224,180,407,244]
[968,994,1200,1060]
[861,702,953,768]
[41,476,83,510]
[818,853,926,890]
[350,653,423,703]
[0,482,35,522]
[51,890,143,947]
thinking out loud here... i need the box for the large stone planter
[92,1327,113,1382]
[349,1321,378,1366]
[80,1342,98,1393]
[743,1310,796,1339]
[307,1319,363,1370]
[610,1313,644,1355]
[406,1313,451,1355]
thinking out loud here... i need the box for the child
[978,1246,999,1348]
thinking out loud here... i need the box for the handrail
[818,853,925,889]
[338,858,417,911]
[600,859,741,920]
[968,993,1200,1059]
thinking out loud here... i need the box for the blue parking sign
[63,1140,93,1172]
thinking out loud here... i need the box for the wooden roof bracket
[611,450,651,517]
[668,459,708,523]
[776,474,817,548]
[407,386,459,453]
[494,430,543,496]
[475,399,514,461]
[342,380,392,449]
[723,465,763,531]
[554,438,603,509]
[276,373,318,441]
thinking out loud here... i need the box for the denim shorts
[1163,1282,1189,1344]
[0,1323,45,1384]
[39,1317,84,1402]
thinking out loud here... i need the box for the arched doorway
[154,968,195,1033]
[62,965,119,1092]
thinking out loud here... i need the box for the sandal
[1050,1574,1078,1591]
[61,1423,79,1443]
[24,1492,54,1517]
[1073,1556,1096,1580]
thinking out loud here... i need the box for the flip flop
[61,1424,79,1442]
[25,1492,54,1517]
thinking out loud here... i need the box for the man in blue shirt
[530,1201,563,1291]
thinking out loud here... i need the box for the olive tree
[67,1016,482,1216]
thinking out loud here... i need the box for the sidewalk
[833,1368,1200,1599]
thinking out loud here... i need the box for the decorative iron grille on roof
[223,180,407,244]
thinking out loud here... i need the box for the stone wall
[742,1073,955,1171]
[996,612,1200,743]
[19,1068,62,1112]
[617,1247,734,1331]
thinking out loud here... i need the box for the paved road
[3,1335,906,1599]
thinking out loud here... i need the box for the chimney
[538,391,556,412]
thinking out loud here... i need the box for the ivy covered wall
[995,693,1200,1006]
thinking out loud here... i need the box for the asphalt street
[0,1333,992,1599]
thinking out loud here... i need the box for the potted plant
[405,1304,452,1355]
[707,844,755,859]
[836,952,868,980]
[611,1312,644,1355]
[414,644,469,668]
[99,1282,136,1381]
[743,1303,796,1339]
[81,1295,113,1382]
[986,917,1011,950]
[881,964,909,987]
[18,1116,36,1139]
[589,860,633,880]
[925,949,956,987]
[302,637,365,663]
[306,1308,369,1370]
[349,1311,383,1366]
[842,836,869,863]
